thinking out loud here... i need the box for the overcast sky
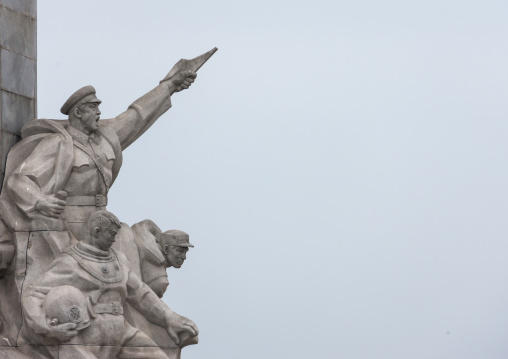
[37,1,508,358]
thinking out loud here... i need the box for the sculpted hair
[87,210,121,232]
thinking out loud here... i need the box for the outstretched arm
[103,71,196,150]
[126,268,198,345]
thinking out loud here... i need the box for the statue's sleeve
[126,266,170,328]
[102,82,173,151]
[6,135,61,216]
[22,257,76,334]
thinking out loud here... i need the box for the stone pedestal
[0,0,37,190]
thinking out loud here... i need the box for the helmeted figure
[20,210,198,359]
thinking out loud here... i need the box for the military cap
[61,85,102,115]
[162,230,194,247]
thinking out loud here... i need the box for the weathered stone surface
[21,211,198,358]
[0,0,37,18]
[0,276,24,345]
[0,346,31,358]
[0,6,37,59]
[0,2,215,355]
[0,2,36,194]
[1,91,35,134]
[119,220,197,353]
[0,131,18,172]
[0,49,36,97]
[0,51,215,356]
[0,231,29,349]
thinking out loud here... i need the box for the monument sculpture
[130,220,193,298]
[21,211,197,359]
[0,5,217,355]
[111,220,198,352]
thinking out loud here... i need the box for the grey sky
[38,1,508,358]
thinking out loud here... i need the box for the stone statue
[0,70,196,282]
[107,219,198,356]
[20,210,198,359]
[130,220,193,297]
[0,48,216,358]
[0,218,14,276]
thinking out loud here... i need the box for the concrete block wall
[0,0,36,190]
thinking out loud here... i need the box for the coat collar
[76,241,111,258]
[66,125,99,145]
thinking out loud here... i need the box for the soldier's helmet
[42,285,91,331]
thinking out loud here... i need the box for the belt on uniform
[94,302,123,315]
[66,195,108,207]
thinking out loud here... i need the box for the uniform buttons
[101,265,109,273]
[114,264,120,271]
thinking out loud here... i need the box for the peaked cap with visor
[60,85,102,115]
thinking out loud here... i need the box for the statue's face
[78,102,101,133]
[164,246,189,268]
[93,224,119,251]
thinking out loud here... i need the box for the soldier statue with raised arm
[0,69,195,262]
[0,48,216,282]
[0,48,216,358]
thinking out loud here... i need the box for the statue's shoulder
[131,220,165,265]
[97,121,121,145]
[40,251,78,279]
[111,247,129,267]
[4,120,71,170]
[52,251,77,268]
[21,119,70,139]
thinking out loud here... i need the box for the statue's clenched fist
[171,70,197,92]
